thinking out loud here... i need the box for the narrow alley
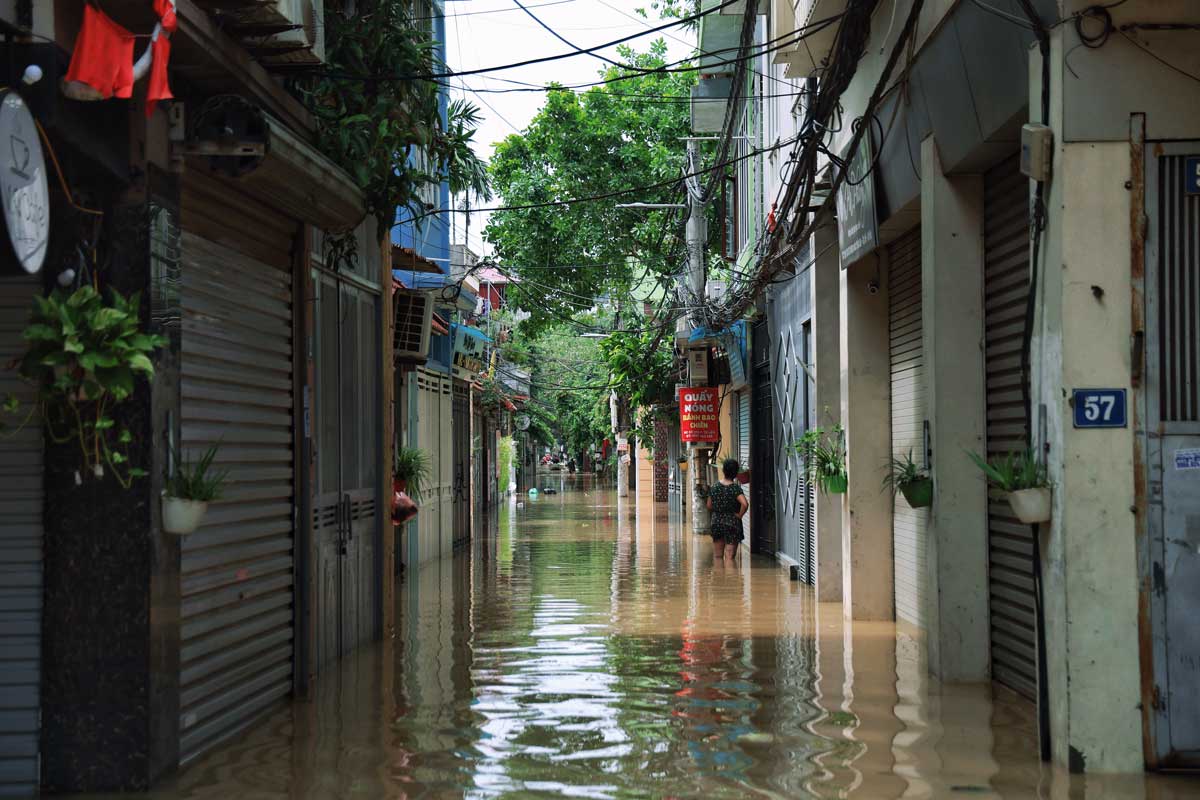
[72,477,1187,800]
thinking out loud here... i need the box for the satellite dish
[516,414,531,431]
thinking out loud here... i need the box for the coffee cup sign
[679,387,719,443]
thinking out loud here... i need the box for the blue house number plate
[1186,156,1200,195]
[1073,388,1127,428]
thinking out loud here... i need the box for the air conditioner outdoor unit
[394,289,433,363]
[233,0,326,67]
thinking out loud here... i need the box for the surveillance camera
[867,280,880,295]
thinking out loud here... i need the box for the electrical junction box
[1021,123,1053,182]
[686,346,708,385]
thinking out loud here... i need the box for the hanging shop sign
[0,92,49,275]
[836,134,878,269]
[679,386,719,443]
[451,323,489,381]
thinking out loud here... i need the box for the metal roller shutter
[179,231,296,763]
[452,380,470,548]
[888,226,928,630]
[737,391,750,471]
[0,276,43,798]
[984,157,1037,700]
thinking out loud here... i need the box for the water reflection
[92,477,1195,799]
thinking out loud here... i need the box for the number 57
[1083,394,1115,422]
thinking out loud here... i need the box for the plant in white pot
[162,443,228,535]
[968,449,1052,524]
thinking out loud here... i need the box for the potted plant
[394,446,430,501]
[968,449,1052,524]
[883,449,932,508]
[793,425,847,495]
[162,443,227,535]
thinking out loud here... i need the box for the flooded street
[109,478,1192,799]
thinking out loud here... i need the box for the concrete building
[713,0,1200,777]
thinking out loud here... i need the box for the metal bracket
[176,140,267,158]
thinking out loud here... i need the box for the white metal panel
[0,276,42,798]
[888,227,928,630]
[179,231,295,764]
[984,158,1037,701]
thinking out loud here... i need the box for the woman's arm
[736,493,749,518]
[706,495,713,511]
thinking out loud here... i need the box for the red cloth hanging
[145,0,177,117]
[64,3,136,99]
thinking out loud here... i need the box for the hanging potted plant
[968,449,1052,524]
[793,425,847,495]
[394,446,430,501]
[883,449,933,508]
[0,285,165,487]
[162,443,228,535]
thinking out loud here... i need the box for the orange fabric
[64,4,135,99]
[145,0,176,116]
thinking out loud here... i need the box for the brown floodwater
[89,476,1196,799]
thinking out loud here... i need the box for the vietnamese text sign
[616,435,629,453]
[679,386,719,443]
[836,135,878,269]
[452,325,487,379]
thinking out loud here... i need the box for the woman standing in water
[706,458,748,562]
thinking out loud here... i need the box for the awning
[431,313,450,336]
[393,247,442,275]
[396,271,478,313]
[450,323,493,345]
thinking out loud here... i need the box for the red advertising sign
[678,386,719,443]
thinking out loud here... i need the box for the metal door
[312,273,381,671]
[984,157,1037,700]
[0,275,43,797]
[768,267,815,577]
[750,319,778,556]
[179,232,296,763]
[887,227,928,630]
[452,381,470,548]
[414,367,452,562]
[1143,145,1200,767]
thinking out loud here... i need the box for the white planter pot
[162,495,209,535]
[1008,488,1051,524]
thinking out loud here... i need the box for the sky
[443,0,697,257]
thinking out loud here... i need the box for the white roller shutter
[179,231,296,764]
[888,227,928,630]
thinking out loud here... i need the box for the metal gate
[452,381,470,548]
[769,268,815,577]
[1143,144,1200,767]
[179,231,297,763]
[750,320,778,556]
[311,271,381,673]
[888,227,928,629]
[0,276,43,797]
[983,157,1037,700]
[414,367,453,563]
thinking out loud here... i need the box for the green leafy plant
[165,443,229,502]
[792,425,847,493]
[882,450,928,494]
[1,285,165,488]
[394,445,431,501]
[967,449,1050,492]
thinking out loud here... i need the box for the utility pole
[683,138,711,535]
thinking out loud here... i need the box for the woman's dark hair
[722,458,740,480]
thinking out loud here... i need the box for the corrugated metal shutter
[888,226,928,630]
[452,380,470,548]
[984,157,1037,700]
[737,390,750,470]
[0,276,42,798]
[179,230,296,764]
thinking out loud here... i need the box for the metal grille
[984,157,1037,700]
[750,320,777,556]
[452,381,471,549]
[888,226,928,630]
[1158,155,1200,423]
[0,276,42,797]
[179,232,296,764]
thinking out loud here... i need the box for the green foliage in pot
[166,443,229,502]
[394,446,431,501]
[967,449,1050,492]
[1,286,165,488]
[882,450,932,507]
[792,425,847,494]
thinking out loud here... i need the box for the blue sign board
[1186,156,1200,195]
[1072,388,1127,429]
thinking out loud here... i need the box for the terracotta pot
[1008,487,1051,524]
[737,470,751,485]
[394,477,407,494]
[162,495,208,535]
[899,477,933,508]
